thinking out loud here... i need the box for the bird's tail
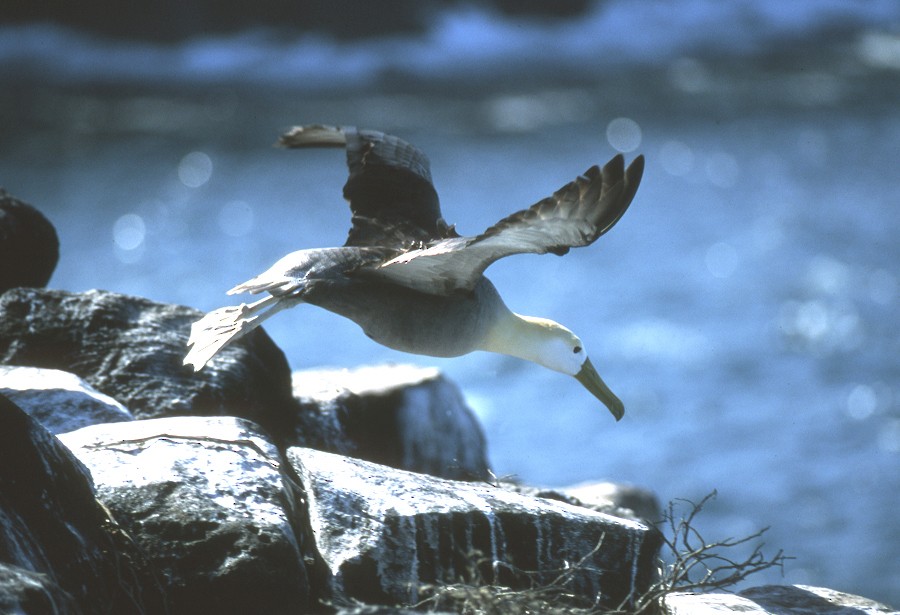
[183,295,296,371]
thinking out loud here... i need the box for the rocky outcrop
[664,584,899,614]
[59,416,310,615]
[0,190,59,292]
[0,393,166,614]
[289,446,660,610]
[0,287,299,438]
[0,365,133,433]
[0,199,892,612]
[292,364,490,480]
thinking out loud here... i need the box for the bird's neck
[480,312,559,367]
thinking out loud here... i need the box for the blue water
[2,0,899,605]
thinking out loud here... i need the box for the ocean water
[2,0,899,605]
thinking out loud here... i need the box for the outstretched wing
[362,154,645,295]
[279,124,457,249]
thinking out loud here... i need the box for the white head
[483,314,624,420]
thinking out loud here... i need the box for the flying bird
[184,125,644,420]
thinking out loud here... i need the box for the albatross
[184,125,644,420]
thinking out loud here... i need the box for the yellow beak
[575,358,624,421]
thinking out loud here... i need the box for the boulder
[0,393,166,613]
[498,480,661,526]
[288,446,661,610]
[664,585,898,614]
[292,364,490,480]
[741,584,897,614]
[59,415,310,615]
[0,190,59,292]
[559,480,662,522]
[0,365,133,434]
[0,287,299,439]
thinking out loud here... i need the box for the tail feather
[183,295,296,371]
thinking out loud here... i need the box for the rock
[740,584,898,614]
[498,480,660,525]
[0,393,166,613]
[559,480,662,522]
[0,287,299,439]
[0,365,133,434]
[59,416,311,614]
[288,446,661,610]
[664,585,898,614]
[0,563,79,614]
[0,190,59,292]
[292,364,490,480]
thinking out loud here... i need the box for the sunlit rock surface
[289,446,661,610]
[665,584,898,614]
[293,364,490,480]
[0,287,298,438]
[0,365,133,433]
[0,394,165,613]
[59,415,310,614]
[0,190,59,292]
[559,480,662,523]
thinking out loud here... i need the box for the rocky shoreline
[2,192,896,613]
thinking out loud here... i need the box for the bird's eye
[573,346,582,354]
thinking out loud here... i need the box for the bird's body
[185,125,644,420]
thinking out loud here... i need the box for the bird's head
[499,316,624,421]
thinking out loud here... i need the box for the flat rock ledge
[664,584,899,614]
[290,446,660,610]
[0,365,133,434]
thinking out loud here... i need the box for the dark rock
[0,365,133,434]
[664,585,898,614]
[0,287,299,439]
[59,415,310,615]
[292,364,490,480]
[0,393,167,613]
[0,190,59,292]
[288,446,661,610]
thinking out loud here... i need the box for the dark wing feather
[364,154,645,295]
[280,125,457,249]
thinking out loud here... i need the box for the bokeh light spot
[606,117,642,153]
[846,384,877,420]
[178,151,213,188]
[113,214,146,250]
